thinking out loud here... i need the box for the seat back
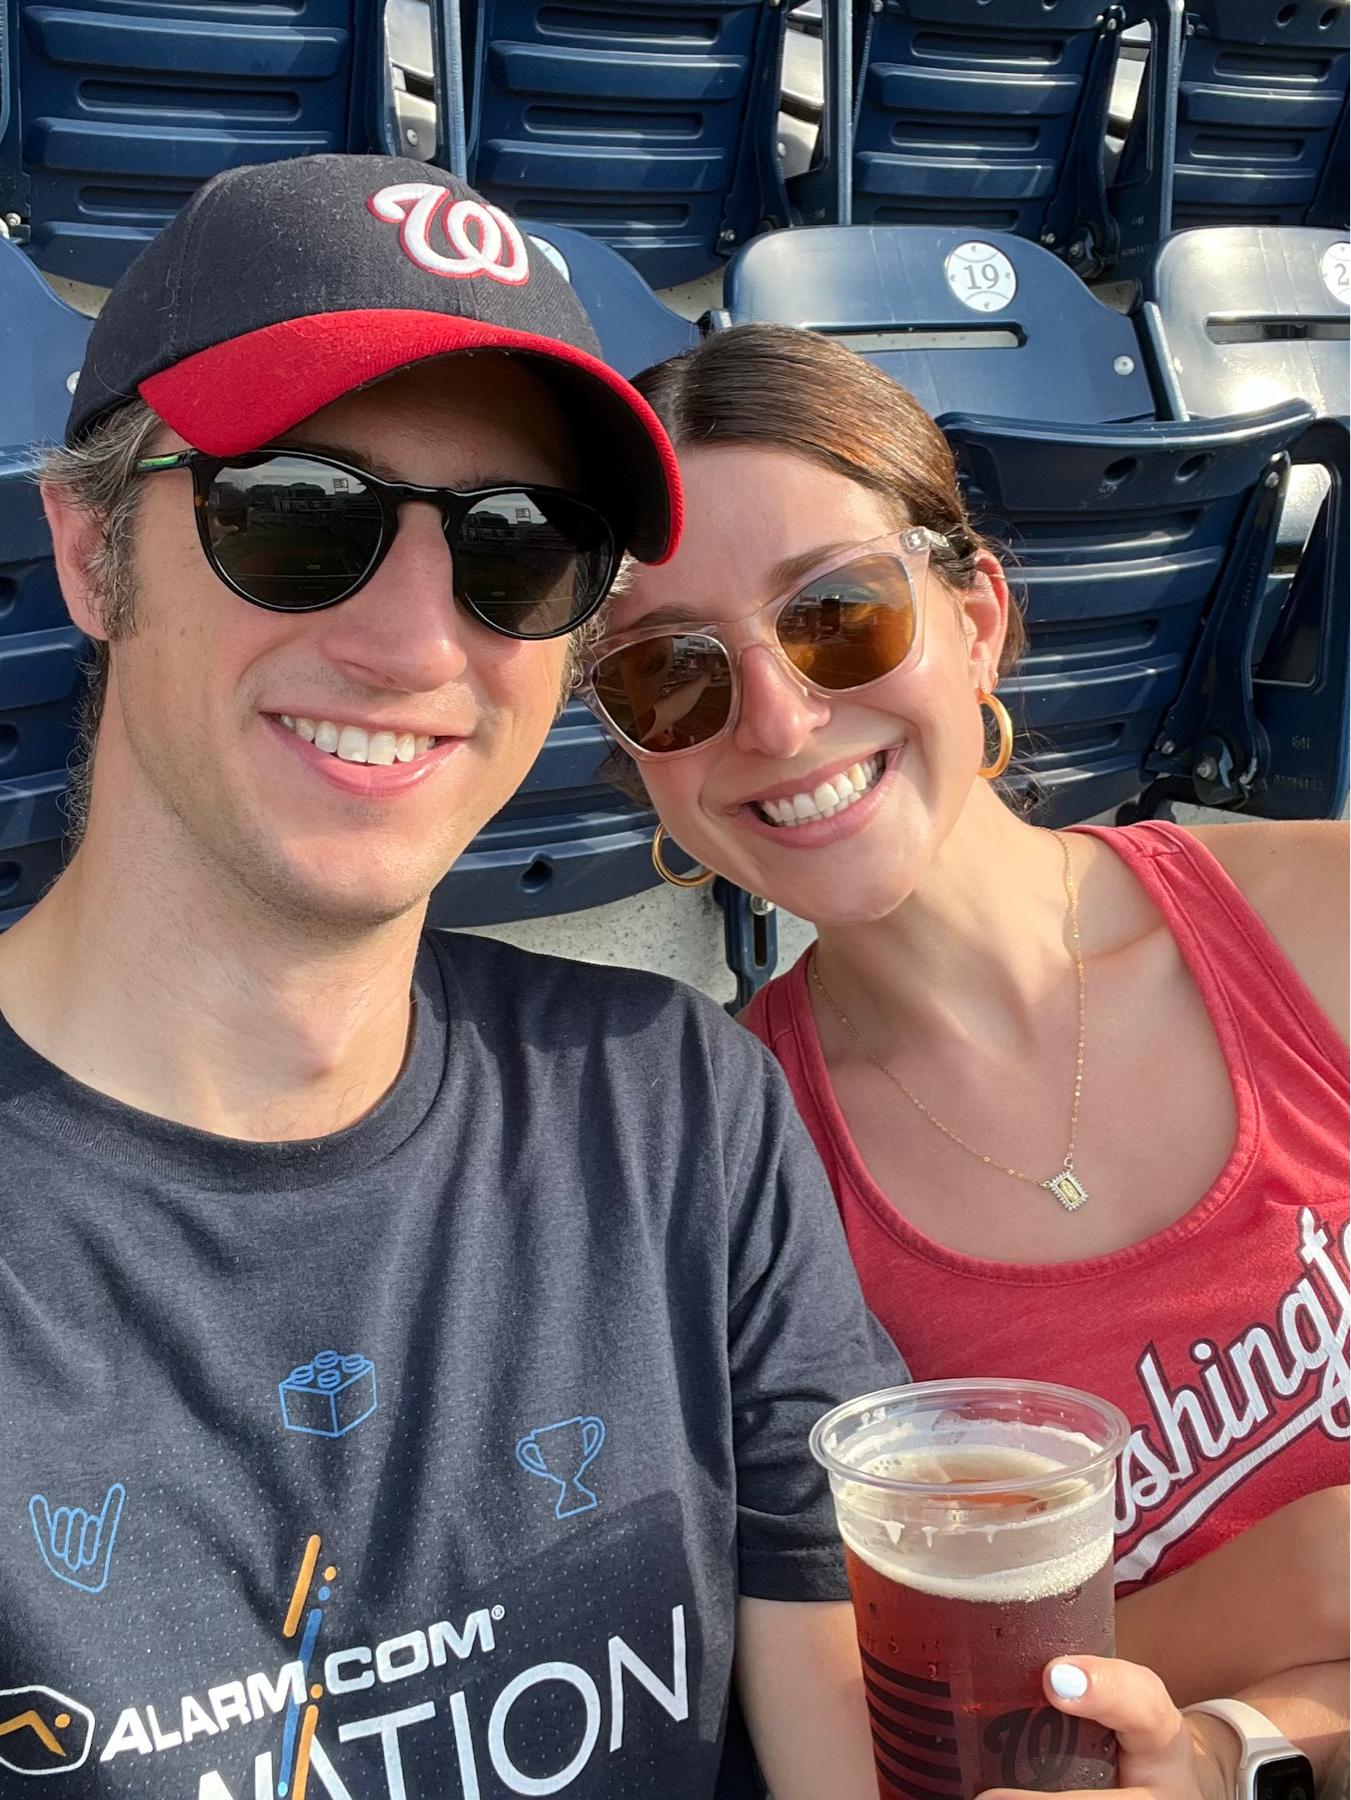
[0,0,387,285]
[523,220,700,373]
[1171,0,1349,230]
[945,401,1318,824]
[849,0,1178,277]
[0,243,90,925]
[462,0,792,287]
[720,225,1157,423]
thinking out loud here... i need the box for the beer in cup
[811,1379,1128,1800]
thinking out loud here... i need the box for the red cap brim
[139,310,682,564]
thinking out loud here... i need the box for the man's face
[100,356,579,929]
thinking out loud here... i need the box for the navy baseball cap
[66,154,682,563]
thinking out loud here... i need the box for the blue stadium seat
[848,0,1182,280]
[719,224,1157,422]
[460,0,818,286]
[1165,0,1349,232]
[0,0,390,286]
[1140,225,1349,425]
[0,243,90,926]
[947,402,1324,824]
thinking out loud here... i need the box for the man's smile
[275,715,444,767]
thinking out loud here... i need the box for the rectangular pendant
[1045,1170,1089,1211]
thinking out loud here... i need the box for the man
[0,155,896,1799]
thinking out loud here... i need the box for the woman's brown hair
[631,323,1026,674]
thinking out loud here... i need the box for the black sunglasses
[134,447,620,640]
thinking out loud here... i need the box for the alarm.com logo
[0,1685,96,1776]
[367,185,530,285]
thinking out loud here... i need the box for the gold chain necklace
[809,832,1091,1212]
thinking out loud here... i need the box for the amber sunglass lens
[594,635,734,753]
[777,553,917,691]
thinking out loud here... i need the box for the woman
[580,325,1348,1737]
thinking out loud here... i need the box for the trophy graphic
[515,1416,606,1519]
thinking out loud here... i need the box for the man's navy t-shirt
[0,934,903,1799]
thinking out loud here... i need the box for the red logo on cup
[367,184,530,285]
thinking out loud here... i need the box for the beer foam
[837,1442,1112,1605]
[841,1516,1111,1604]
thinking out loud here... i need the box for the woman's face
[603,444,1009,924]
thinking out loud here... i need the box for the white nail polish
[1050,1664,1089,1700]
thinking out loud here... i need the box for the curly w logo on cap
[367,184,531,285]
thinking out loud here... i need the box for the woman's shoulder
[1182,819,1348,1040]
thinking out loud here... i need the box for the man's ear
[41,483,110,642]
[959,549,1012,692]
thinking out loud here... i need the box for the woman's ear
[959,549,1012,692]
[41,484,111,643]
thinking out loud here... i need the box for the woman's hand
[978,1657,1237,1800]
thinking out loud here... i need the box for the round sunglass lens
[778,553,917,690]
[594,636,733,753]
[204,455,383,610]
[455,492,615,637]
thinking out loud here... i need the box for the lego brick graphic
[279,1352,377,1439]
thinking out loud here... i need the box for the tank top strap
[742,949,843,1166]
[1071,820,1345,1074]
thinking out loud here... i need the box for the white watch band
[1183,1698,1309,1800]
[1184,1699,1300,1759]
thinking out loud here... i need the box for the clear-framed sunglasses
[580,527,945,758]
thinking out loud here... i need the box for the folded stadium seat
[1160,0,1349,233]
[0,245,92,926]
[459,0,850,286]
[848,0,1183,281]
[427,223,699,931]
[0,0,392,285]
[1130,224,1350,820]
[718,224,1158,423]
[1141,225,1349,424]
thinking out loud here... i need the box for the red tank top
[745,823,1349,1590]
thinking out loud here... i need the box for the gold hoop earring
[652,824,717,889]
[977,688,1014,780]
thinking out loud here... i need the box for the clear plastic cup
[811,1378,1129,1800]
